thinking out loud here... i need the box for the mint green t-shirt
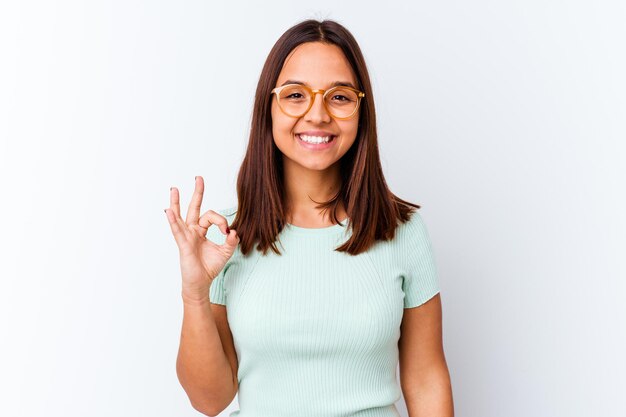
[208,206,440,417]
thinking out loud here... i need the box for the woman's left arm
[399,293,454,417]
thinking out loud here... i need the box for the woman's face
[271,42,360,173]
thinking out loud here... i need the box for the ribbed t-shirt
[207,206,440,417]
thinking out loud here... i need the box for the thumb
[224,228,240,248]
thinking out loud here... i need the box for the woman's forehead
[278,43,356,87]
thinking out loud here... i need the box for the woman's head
[232,19,420,256]
[271,41,361,173]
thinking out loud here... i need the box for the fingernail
[170,187,173,191]
[195,176,198,181]
[226,227,230,234]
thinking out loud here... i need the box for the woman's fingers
[198,210,231,236]
[164,208,187,248]
[168,186,191,241]
[224,227,240,249]
[185,176,204,225]
[170,186,182,219]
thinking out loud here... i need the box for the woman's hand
[164,176,239,304]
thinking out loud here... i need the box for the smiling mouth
[296,133,336,144]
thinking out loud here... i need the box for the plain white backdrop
[1,1,624,416]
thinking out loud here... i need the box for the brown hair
[229,18,421,256]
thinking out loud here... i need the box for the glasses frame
[271,83,365,120]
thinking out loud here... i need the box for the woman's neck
[283,161,346,227]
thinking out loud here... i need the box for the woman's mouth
[296,133,336,150]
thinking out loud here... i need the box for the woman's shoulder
[389,209,433,251]
[395,209,427,234]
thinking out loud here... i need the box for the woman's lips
[296,134,336,150]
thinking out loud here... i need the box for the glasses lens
[325,87,359,118]
[276,85,361,118]
[277,85,311,117]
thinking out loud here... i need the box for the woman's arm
[399,294,454,417]
[176,296,238,416]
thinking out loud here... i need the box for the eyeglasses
[271,83,365,120]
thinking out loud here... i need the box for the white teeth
[299,134,333,144]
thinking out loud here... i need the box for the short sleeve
[401,211,440,309]
[206,206,238,306]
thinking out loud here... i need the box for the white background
[1,1,624,416]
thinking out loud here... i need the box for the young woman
[165,19,454,417]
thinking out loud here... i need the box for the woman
[165,19,454,417]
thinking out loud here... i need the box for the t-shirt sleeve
[401,211,440,309]
[206,207,237,306]
[209,272,227,305]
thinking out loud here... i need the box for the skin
[271,41,359,227]
[400,295,455,416]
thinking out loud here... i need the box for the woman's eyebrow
[280,79,356,89]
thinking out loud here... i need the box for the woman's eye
[286,93,303,99]
[332,95,350,101]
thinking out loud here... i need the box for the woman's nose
[304,92,332,123]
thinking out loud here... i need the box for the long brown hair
[229,18,421,256]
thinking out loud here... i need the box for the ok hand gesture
[164,176,239,304]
